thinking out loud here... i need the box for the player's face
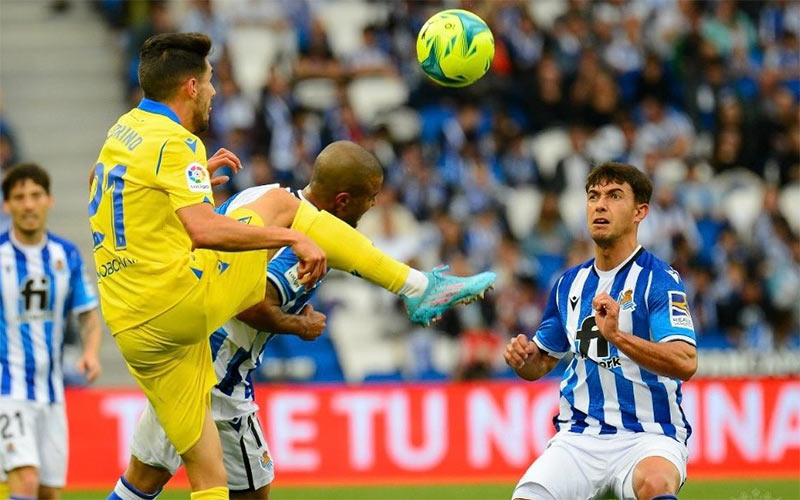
[192,60,215,133]
[586,181,645,246]
[335,175,382,227]
[3,180,53,236]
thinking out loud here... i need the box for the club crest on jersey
[260,450,273,471]
[185,162,210,193]
[617,289,636,311]
[668,291,693,330]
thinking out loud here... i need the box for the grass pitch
[62,479,800,500]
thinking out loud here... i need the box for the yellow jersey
[89,98,213,334]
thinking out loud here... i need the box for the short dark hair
[585,162,653,205]
[138,32,212,101]
[2,163,51,199]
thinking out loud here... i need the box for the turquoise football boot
[403,265,496,326]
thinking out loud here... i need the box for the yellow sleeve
[155,137,213,211]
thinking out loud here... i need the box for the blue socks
[106,476,161,500]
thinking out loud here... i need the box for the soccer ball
[416,9,495,87]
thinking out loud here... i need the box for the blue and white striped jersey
[534,246,695,444]
[210,185,326,420]
[0,231,98,403]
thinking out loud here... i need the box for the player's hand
[291,234,327,289]
[504,333,537,370]
[207,148,243,186]
[76,352,102,383]
[593,292,620,342]
[298,304,326,341]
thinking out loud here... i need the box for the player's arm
[235,282,326,341]
[161,142,326,284]
[593,293,697,381]
[76,309,102,383]
[504,278,567,381]
[504,334,560,381]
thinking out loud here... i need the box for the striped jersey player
[0,164,101,497]
[127,178,372,499]
[505,162,697,500]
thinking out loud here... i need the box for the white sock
[109,477,161,500]
[399,268,429,298]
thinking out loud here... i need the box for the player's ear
[1,200,8,215]
[334,192,350,209]
[185,76,198,99]
[634,202,649,223]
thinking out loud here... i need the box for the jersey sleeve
[66,246,98,314]
[266,247,321,313]
[533,277,570,358]
[646,268,697,345]
[155,138,213,212]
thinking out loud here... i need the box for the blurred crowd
[42,0,800,381]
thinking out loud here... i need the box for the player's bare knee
[634,472,675,499]
[230,484,270,500]
[38,485,61,500]
[7,465,39,497]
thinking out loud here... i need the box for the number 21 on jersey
[88,163,127,250]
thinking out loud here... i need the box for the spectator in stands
[105,0,800,380]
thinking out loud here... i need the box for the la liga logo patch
[668,291,694,330]
[185,162,211,193]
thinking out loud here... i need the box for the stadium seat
[379,107,422,143]
[293,77,339,111]
[347,76,409,125]
[315,1,389,58]
[558,189,588,235]
[653,158,688,187]
[778,183,800,234]
[227,26,292,102]
[505,186,543,240]
[525,128,571,179]
[721,181,765,240]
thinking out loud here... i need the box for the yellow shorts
[115,207,268,454]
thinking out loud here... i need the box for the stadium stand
[3,0,799,384]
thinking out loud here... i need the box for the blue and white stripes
[0,231,97,403]
[534,247,695,444]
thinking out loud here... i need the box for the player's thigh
[219,413,274,493]
[36,403,67,488]
[116,329,217,455]
[130,402,182,477]
[0,399,40,475]
[201,207,269,331]
[612,434,688,500]
[513,433,603,500]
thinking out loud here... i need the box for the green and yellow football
[416,9,495,87]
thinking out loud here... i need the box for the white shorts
[131,403,275,491]
[0,398,67,487]
[513,431,688,500]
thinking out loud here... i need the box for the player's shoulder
[0,231,10,245]
[46,233,82,260]
[556,258,595,287]
[633,249,686,298]
[637,249,683,283]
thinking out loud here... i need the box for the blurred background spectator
[28,0,800,382]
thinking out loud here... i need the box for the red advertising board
[66,378,800,488]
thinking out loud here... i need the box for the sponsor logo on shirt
[669,291,694,330]
[185,162,211,193]
[284,264,305,293]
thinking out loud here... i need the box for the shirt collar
[10,229,48,252]
[137,98,182,126]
